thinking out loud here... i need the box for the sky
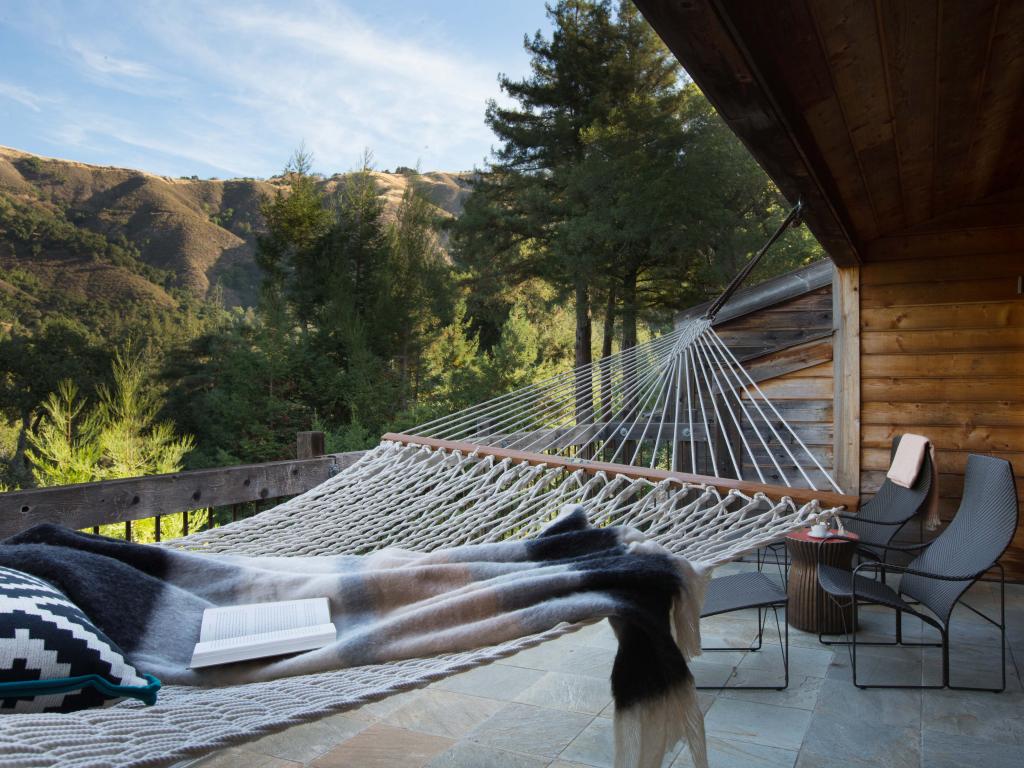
[0,0,554,178]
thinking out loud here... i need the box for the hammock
[1,207,857,768]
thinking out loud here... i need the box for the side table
[785,530,860,634]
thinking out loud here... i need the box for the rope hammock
[1,204,860,767]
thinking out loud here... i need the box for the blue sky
[0,1,554,177]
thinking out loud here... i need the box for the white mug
[809,523,829,538]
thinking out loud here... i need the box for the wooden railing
[0,432,365,540]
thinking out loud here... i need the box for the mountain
[0,146,472,326]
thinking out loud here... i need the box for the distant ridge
[0,146,472,316]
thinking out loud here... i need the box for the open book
[190,597,336,669]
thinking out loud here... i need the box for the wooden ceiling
[635,0,1024,264]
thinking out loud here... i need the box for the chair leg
[819,602,942,648]
[824,593,945,690]
[751,606,764,652]
[946,569,1008,693]
[697,602,789,690]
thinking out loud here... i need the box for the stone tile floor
[190,561,1024,768]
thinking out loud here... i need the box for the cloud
[136,1,501,172]
[1,0,515,176]
[69,41,159,80]
[0,81,52,112]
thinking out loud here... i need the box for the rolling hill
[0,146,472,327]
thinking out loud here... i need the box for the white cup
[809,523,829,538]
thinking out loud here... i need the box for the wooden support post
[832,265,861,496]
[297,431,326,459]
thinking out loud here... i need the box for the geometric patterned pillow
[0,566,160,713]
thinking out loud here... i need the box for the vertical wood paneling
[833,266,861,494]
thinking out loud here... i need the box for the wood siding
[859,247,1024,578]
[716,285,837,488]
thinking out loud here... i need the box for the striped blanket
[1,506,708,768]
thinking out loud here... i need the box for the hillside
[0,146,472,323]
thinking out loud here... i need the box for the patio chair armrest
[852,561,991,582]
[861,539,936,552]
[812,534,858,567]
[839,512,906,527]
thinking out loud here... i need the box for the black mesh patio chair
[841,434,933,562]
[698,562,788,690]
[817,454,1018,691]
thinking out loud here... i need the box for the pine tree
[24,380,100,487]
[26,347,197,542]
[457,0,623,416]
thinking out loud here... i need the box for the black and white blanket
[0,507,708,768]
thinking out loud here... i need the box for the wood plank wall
[859,244,1024,578]
[715,286,837,488]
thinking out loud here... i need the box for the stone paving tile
[497,641,618,678]
[922,729,1024,768]
[345,688,425,722]
[690,659,740,688]
[812,677,921,730]
[467,702,594,759]
[557,715,682,768]
[671,736,797,768]
[719,674,823,710]
[246,714,366,762]
[513,671,613,714]
[384,689,506,738]
[693,647,747,667]
[795,712,920,768]
[311,723,453,768]
[431,661,546,700]
[192,748,301,768]
[425,740,549,768]
[922,688,1024,745]
[825,643,924,687]
[737,644,834,679]
[786,628,833,650]
[703,698,813,751]
[923,639,1021,690]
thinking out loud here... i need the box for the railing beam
[0,451,364,539]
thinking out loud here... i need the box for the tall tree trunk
[600,287,616,422]
[573,277,593,428]
[621,267,638,352]
[13,411,30,481]
[599,287,616,462]
[621,268,639,463]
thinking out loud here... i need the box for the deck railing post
[297,431,326,459]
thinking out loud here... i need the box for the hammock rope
[399,316,840,495]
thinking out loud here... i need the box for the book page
[199,598,330,642]
[190,622,337,668]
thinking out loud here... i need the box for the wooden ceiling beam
[633,0,862,265]
[876,0,939,228]
[967,2,1024,200]
[932,0,1000,217]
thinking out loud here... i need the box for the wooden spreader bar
[382,433,859,511]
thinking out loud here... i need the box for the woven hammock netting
[185,313,848,569]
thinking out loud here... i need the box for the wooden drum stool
[785,530,860,634]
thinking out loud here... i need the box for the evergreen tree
[458,0,623,413]
[25,347,197,542]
